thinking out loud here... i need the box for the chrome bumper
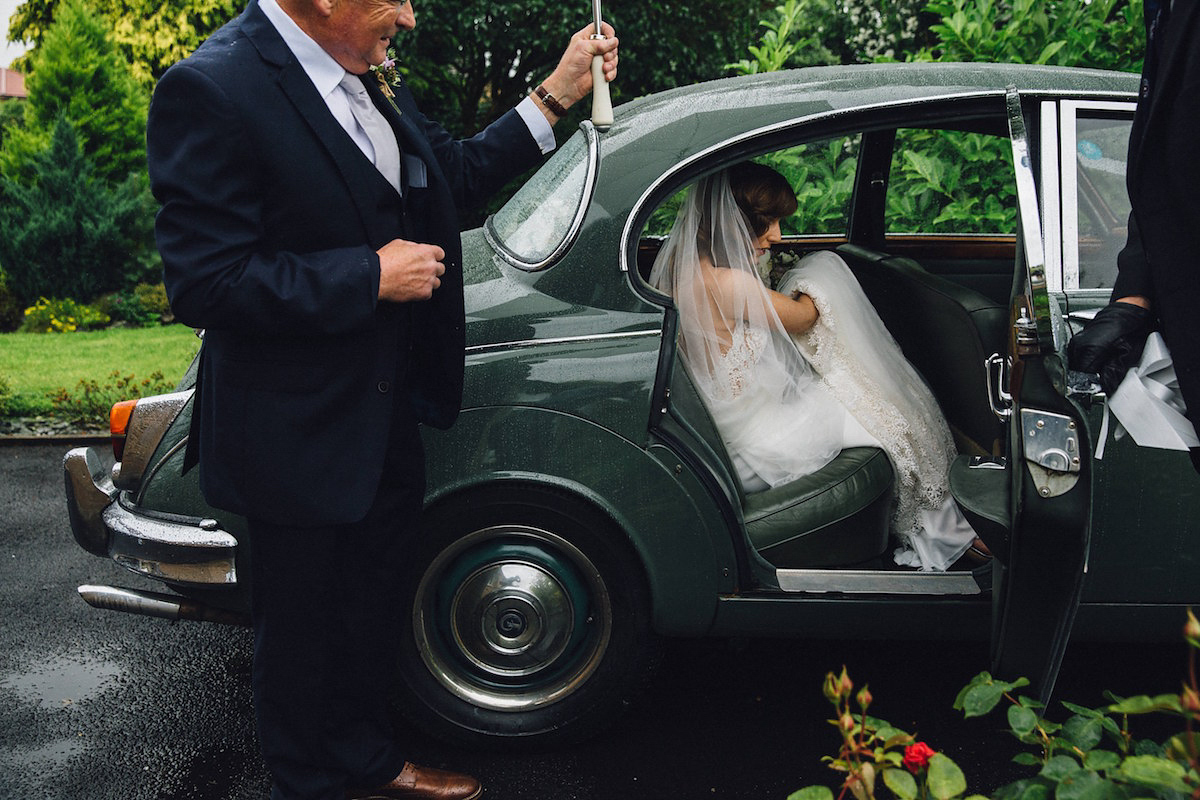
[63,447,238,586]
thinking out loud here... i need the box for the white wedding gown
[648,169,975,571]
[712,252,976,571]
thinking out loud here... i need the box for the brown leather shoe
[346,762,482,800]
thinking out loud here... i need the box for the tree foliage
[729,0,942,71]
[2,0,148,183]
[398,0,770,138]
[8,0,238,84]
[915,0,1145,72]
[0,117,157,307]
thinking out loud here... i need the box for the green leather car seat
[666,360,895,569]
[836,243,1007,455]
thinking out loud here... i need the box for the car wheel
[396,485,658,748]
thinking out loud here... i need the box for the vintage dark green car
[65,62,1200,747]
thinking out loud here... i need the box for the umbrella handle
[590,43,613,131]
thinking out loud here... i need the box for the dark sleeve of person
[148,64,380,337]
[1111,211,1154,302]
[1067,217,1154,388]
[411,103,545,211]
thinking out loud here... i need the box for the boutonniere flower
[370,48,402,98]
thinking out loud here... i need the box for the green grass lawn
[0,325,201,416]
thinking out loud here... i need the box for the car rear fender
[421,405,736,637]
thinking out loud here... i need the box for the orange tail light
[110,399,137,461]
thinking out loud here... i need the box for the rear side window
[761,135,860,236]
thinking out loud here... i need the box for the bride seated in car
[649,162,988,571]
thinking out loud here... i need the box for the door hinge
[1021,408,1082,497]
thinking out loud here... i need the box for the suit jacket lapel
[241,3,399,223]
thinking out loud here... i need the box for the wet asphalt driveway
[1,442,1188,800]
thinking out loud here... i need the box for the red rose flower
[903,742,936,773]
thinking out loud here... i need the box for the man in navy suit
[146,0,617,796]
[1068,0,1200,472]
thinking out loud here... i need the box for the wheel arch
[421,405,734,636]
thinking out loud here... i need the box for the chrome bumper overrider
[63,446,238,586]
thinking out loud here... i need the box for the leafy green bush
[918,0,1145,72]
[887,129,1016,235]
[790,612,1200,800]
[765,139,861,236]
[133,282,173,322]
[96,283,171,327]
[20,297,111,333]
[726,0,834,74]
[48,370,174,428]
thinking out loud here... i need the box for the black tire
[395,484,658,749]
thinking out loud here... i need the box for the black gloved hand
[1066,301,1154,395]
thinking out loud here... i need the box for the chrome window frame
[485,120,601,272]
[1040,100,1064,293]
[621,90,1021,275]
[621,88,1120,278]
[1057,100,1137,292]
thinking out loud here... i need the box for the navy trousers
[248,415,425,800]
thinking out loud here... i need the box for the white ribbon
[1104,332,1199,453]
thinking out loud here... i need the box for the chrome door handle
[986,352,1013,420]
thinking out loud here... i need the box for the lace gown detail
[715,328,767,399]
[778,252,966,568]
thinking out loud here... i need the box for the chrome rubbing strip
[485,120,600,272]
[776,568,985,595]
[466,328,660,356]
[103,500,237,586]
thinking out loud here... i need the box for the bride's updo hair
[727,161,798,236]
[692,162,798,266]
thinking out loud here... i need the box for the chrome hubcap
[414,525,612,712]
[453,561,574,677]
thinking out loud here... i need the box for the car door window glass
[1072,116,1133,289]
[886,128,1016,235]
[488,129,592,269]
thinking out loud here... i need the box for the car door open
[952,88,1093,701]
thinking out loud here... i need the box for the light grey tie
[338,73,402,195]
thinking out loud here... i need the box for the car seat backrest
[836,243,1007,454]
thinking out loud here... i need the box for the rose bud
[1182,686,1200,713]
[824,672,842,703]
[1185,610,1200,641]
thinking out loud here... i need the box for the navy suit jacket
[147,1,543,525]
[1113,0,1200,432]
